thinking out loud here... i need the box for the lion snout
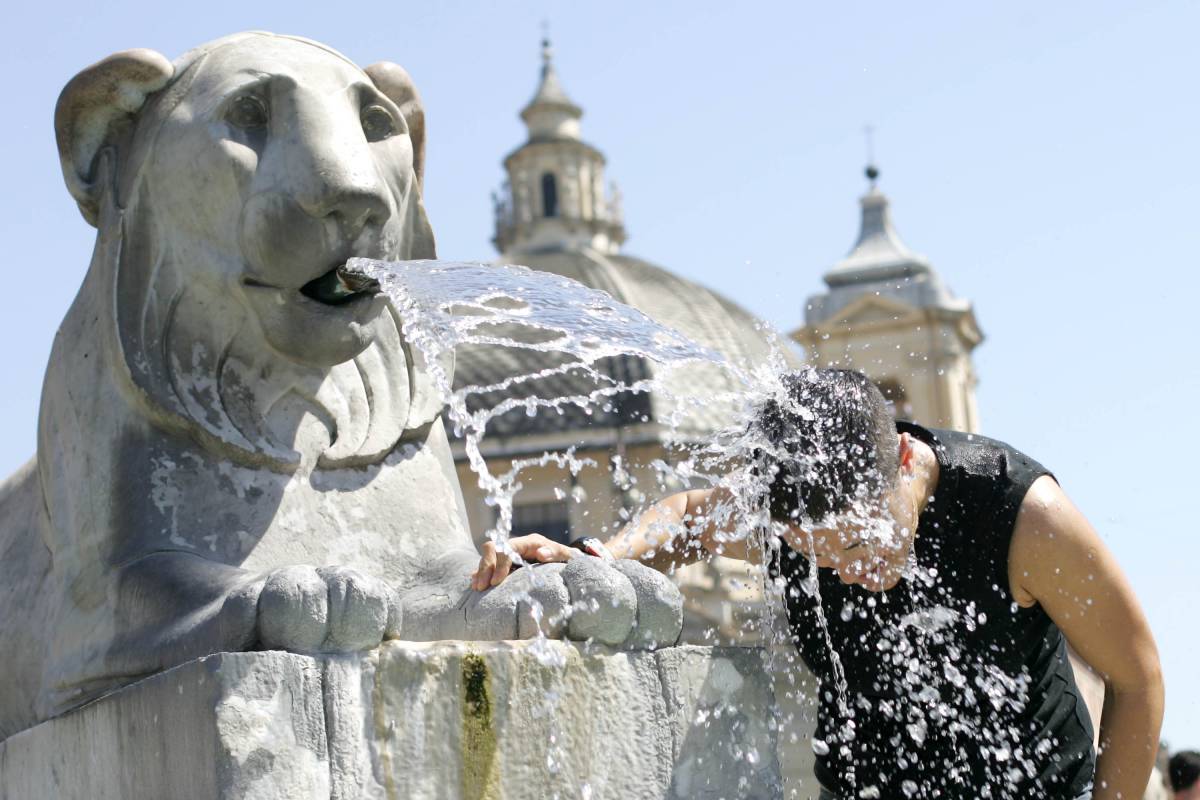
[293,168,390,237]
[238,189,388,292]
[284,113,393,237]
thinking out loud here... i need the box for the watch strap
[569,537,614,561]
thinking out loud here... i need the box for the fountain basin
[0,642,781,800]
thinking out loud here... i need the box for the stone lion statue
[0,31,681,739]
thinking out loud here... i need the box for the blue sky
[3,1,1197,747]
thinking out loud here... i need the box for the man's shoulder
[902,423,1053,511]
[926,426,1048,479]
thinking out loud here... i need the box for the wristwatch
[569,537,614,561]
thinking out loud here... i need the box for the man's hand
[470,533,582,591]
[461,535,684,646]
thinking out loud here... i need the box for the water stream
[339,258,1032,799]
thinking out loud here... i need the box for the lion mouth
[298,264,381,306]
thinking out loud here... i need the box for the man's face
[775,431,925,592]
[780,492,913,592]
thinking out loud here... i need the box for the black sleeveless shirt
[774,423,1096,799]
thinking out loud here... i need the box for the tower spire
[794,156,984,433]
[492,34,626,257]
[824,166,928,287]
[520,31,581,138]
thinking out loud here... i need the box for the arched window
[541,172,559,218]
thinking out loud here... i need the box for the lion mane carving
[0,32,681,739]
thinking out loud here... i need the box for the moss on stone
[460,652,498,800]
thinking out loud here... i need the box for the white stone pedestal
[0,642,780,800]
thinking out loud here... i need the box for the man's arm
[605,487,761,570]
[471,487,758,588]
[1009,475,1164,800]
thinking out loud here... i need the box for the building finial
[521,24,581,127]
[540,21,553,72]
[864,124,880,187]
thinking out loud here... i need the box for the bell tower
[793,165,984,432]
[492,38,626,258]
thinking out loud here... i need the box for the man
[473,368,1163,799]
[1171,751,1200,799]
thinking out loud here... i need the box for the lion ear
[55,49,174,227]
[364,62,426,189]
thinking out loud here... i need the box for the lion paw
[560,558,683,647]
[473,557,682,648]
[256,565,402,653]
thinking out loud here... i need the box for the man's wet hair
[753,368,900,523]
[1170,751,1200,791]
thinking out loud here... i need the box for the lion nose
[300,175,389,237]
[291,122,391,238]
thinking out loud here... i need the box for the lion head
[55,32,446,470]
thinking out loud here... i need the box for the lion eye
[227,95,269,130]
[361,105,396,142]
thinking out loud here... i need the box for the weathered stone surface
[658,647,780,799]
[0,652,330,799]
[611,559,685,648]
[561,557,637,645]
[0,643,779,800]
[0,31,684,740]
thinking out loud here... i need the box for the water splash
[345,264,847,654]
[339,258,1045,799]
[345,258,748,545]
